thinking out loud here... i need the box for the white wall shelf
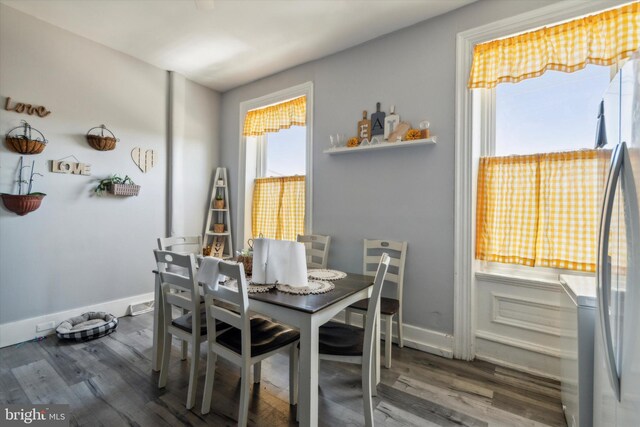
[323,136,436,155]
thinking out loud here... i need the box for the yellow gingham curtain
[476,154,540,267]
[468,3,640,89]
[252,176,305,241]
[477,150,610,272]
[243,96,306,137]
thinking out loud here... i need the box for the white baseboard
[333,312,454,359]
[474,353,561,382]
[0,292,155,348]
[475,331,562,380]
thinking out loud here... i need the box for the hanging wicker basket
[5,121,48,155]
[86,124,118,151]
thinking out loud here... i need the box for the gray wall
[220,0,556,335]
[0,5,220,324]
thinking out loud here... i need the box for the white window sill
[475,263,595,292]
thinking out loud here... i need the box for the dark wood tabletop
[248,273,373,314]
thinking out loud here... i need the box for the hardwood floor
[0,313,567,426]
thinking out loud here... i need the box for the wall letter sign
[5,97,51,117]
[51,160,91,176]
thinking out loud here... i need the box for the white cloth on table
[197,256,225,293]
[251,238,308,288]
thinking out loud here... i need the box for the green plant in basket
[94,174,135,196]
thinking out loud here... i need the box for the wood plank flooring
[0,313,566,426]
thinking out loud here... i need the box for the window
[252,125,307,241]
[239,83,313,246]
[494,65,612,156]
[476,56,616,274]
[262,126,306,177]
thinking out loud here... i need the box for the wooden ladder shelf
[203,167,233,258]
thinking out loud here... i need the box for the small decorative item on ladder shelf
[213,223,225,233]
[1,156,46,216]
[214,191,224,209]
[94,174,140,196]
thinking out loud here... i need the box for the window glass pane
[495,65,611,156]
[265,126,306,177]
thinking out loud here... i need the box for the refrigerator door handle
[597,141,624,402]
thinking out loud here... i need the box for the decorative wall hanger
[131,147,157,173]
[51,155,91,176]
[86,124,118,151]
[5,121,48,154]
[4,97,51,117]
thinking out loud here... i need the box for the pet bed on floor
[56,311,118,341]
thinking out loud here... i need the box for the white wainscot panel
[475,272,569,380]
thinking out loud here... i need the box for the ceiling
[1,0,476,92]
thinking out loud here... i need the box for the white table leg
[298,316,319,427]
[152,272,163,372]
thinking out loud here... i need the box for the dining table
[151,269,380,427]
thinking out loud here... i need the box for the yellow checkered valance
[243,96,306,137]
[252,176,305,241]
[476,150,610,272]
[468,3,640,89]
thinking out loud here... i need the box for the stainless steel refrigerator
[594,51,640,427]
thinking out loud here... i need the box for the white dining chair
[297,234,331,269]
[158,235,203,360]
[158,235,203,254]
[345,239,407,368]
[154,250,231,409]
[201,260,300,426]
[318,253,390,427]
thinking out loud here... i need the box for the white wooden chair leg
[201,347,216,414]
[363,352,374,427]
[186,337,200,409]
[345,309,352,325]
[181,340,188,360]
[384,315,392,369]
[158,331,172,388]
[397,311,404,348]
[180,308,189,360]
[289,344,298,405]
[253,361,262,384]
[238,362,251,427]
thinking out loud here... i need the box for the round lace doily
[276,280,335,295]
[307,269,347,281]
[223,278,275,293]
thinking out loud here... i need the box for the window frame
[454,0,626,360]
[237,82,313,248]
[476,65,618,277]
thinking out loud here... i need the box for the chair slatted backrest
[297,234,331,269]
[158,235,202,254]
[362,239,407,301]
[154,250,200,314]
[202,261,251,352]
[363,253,391,356]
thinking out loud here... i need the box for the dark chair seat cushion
[348,297,399,316]
[318,321,365,357]
[216,318,300,357]
[172,307,230,336]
